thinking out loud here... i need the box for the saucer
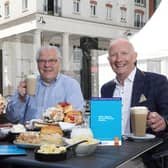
[126,133,156,140]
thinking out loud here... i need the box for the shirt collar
[40,73,61,86]
[114,67,137,85]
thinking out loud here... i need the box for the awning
[130,0,168,60]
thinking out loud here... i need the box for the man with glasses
[6,46,84,124]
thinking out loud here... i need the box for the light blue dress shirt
[6,73,84,124]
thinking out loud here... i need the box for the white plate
[58,122,76,131]
[13,140,41,149]
[126,133,156,140]
[0,127,11,139]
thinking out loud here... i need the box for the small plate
[126,133,156,140]
[58,122,75,131]
[0,127,11,140]
[13,140,41,149]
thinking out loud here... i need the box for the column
[2,41,14,96]
[62,32,70,72]
[15,36,22,78]
[33,30,41,74]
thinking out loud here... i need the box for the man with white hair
[101,38,168,168]
[6,46,84,124]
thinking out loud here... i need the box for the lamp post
[80,37,98,100]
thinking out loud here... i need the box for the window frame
[135,0,146,7]
[4,2,10,18]
[22,0,28,11]
[106,3,112,20]
[73,0,80,13]
[120,7,127,23]
[90,3,96,16]
[134,12,144,28]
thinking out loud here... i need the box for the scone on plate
[43,107,64,122]
[56,102,74,114]
[40,125,63,136]
[64,111,83,125]
[40,125,63,146]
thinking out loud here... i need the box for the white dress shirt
[113,68,136,135]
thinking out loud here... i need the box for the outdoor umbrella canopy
[130,0,168,60]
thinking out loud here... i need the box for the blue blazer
[101,68,168,136]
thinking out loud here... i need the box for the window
[54,0,59,14]
[0,5,2,17]
[135,0,146,7]
[73,46,82,71]
[43,0,47,13]
[43,0,59,15]
[90,0,97,16]
[48,0,54,15]
[154,0,161,10]
[73,46,82,63]
[120,7,127,23]
[73,0,80,13]
[4,2,9,18]
[134,10,144,28]
[90,4,96,16]
[106,3,112,20]
[22,0,28,10]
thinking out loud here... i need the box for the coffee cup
[130,106,148,137]
[26,74,37,96]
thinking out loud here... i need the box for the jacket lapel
[131,69,146,106]
[110,82,116,97]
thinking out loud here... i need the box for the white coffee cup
[26,74,37,96]
[130,106,148,137]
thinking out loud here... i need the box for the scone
[40,125,63,136]
[64,111,83,124]
[56,102,74,113]
[43,107,64,122]
[40,125,63,146]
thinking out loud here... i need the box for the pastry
[43,107,64,122]
[40,125,63,136]
[64,111,83,124]
[57,102,74,113]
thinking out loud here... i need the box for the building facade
[0,0,150,98]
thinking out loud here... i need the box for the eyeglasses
[37,59,58,65]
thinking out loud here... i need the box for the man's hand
[17,81,27,101]
[147,112,166,132]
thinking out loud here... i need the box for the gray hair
[36,46,61,61]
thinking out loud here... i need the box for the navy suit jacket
[101,68,168,136]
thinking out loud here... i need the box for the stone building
[0,0,150,98]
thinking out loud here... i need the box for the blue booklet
[0,145,27,156]
[90,98,122,145]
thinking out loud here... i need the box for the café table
[0,137,163,168]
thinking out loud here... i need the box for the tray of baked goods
[13,125,64,149]
[26,102,83,132]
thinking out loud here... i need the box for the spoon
[66,140,88,150]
